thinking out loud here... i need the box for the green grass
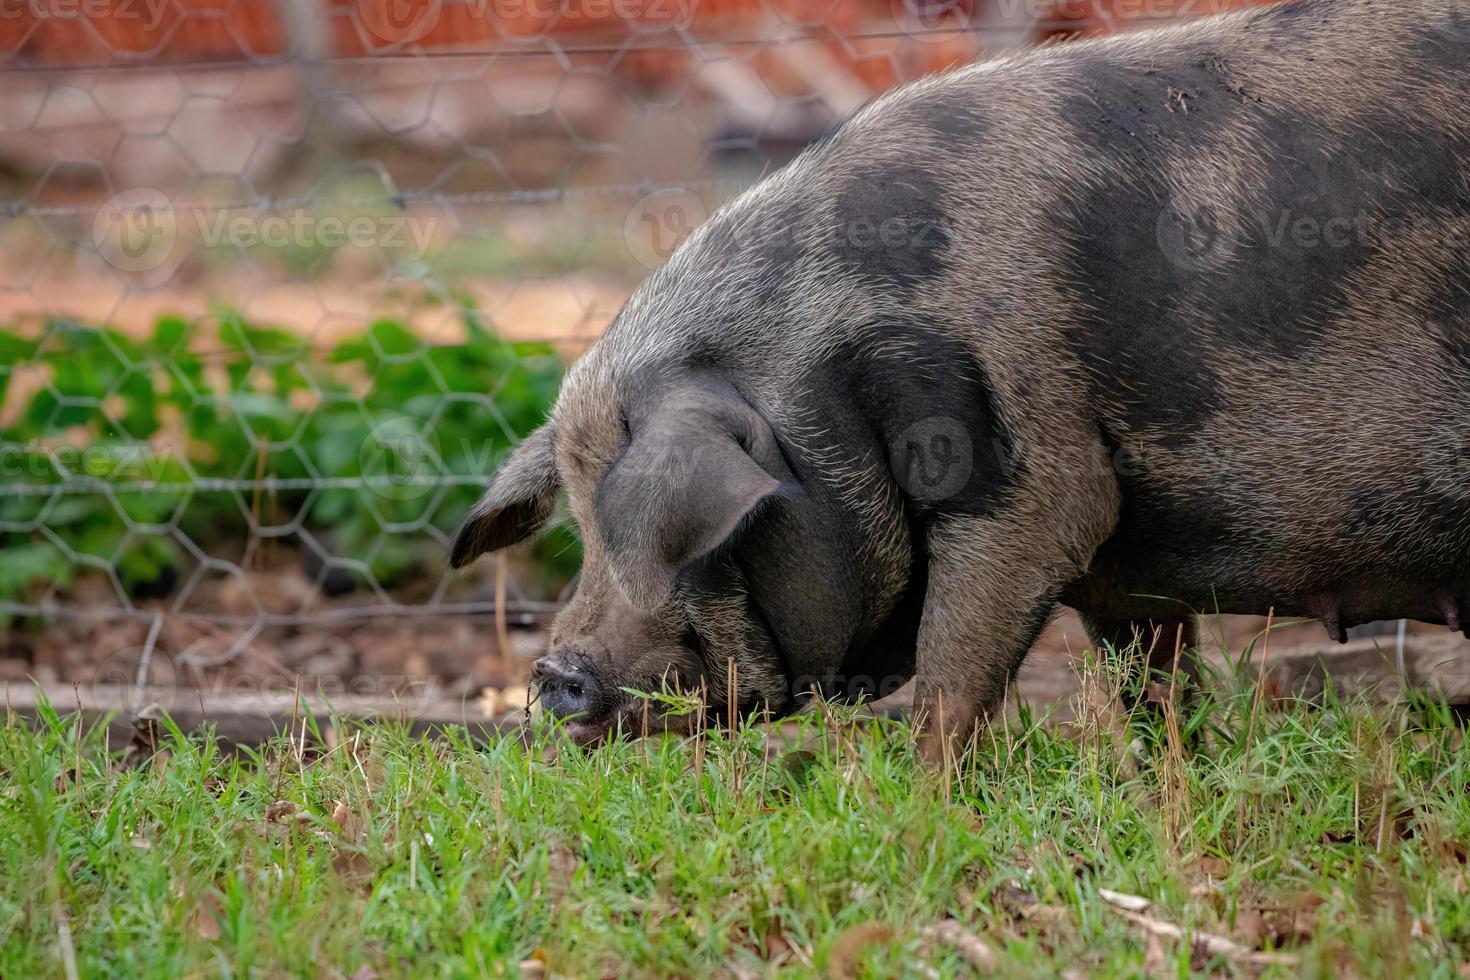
[3,669,1470,978]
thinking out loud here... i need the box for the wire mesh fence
[0,0,1271,709]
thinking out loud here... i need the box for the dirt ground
[0,265,622,356]
[6,549,1443,729]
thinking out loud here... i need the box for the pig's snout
[531,655,604,721]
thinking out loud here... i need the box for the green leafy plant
[0,312,577,620]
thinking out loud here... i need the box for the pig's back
[823,0,1470,622]
[1009,1,1470,612]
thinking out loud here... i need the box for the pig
[451,0,1470,761]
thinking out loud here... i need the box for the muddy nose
[531,656,602,720]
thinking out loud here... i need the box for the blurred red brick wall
[0,0,288,65]
[0,0,1275,73]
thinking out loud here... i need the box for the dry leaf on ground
[192,891,223,942]
[920,919,999,971]
[332,849,377,896]
[1111,908,1299,967]
[264,800,302,823]
[519,948,550,978]
[827,923,895,979]
[1099,889,1152,913]
[1142,930,1167,976]
[1184,855,1229,878]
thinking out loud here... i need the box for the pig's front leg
[913,473,1118,767]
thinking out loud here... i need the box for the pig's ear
[450,425,559,567]
[595,398,780,610]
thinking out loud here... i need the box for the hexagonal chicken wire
[0,0,1252,699]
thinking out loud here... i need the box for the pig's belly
[1060,488,1469,629]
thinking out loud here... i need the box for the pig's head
[450,338,924,743]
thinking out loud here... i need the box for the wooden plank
[1251,632,1470,704]
[8,629,1469,758]
[2,682,522,754]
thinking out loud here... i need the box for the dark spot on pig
[1206,109,1468,352]
[1056,56,1257,436]
[910,92,988,145]
[1058,92,1467,439]
[807,320,1018,521]
[830,167,950,293]
[699,199,818,311]
[1075,425,1279,600]
[1064,56,1243,150]
[1063,298,1226,435]
[1058,153,1229,436]
[1414,23,1470,73]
